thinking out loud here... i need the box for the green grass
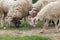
[3,21,43,30]
[0,19,55,30]
[6,25,34,30]
[0,35,51,40]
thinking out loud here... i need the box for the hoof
[40,30,45,33]
[54,30,59,33]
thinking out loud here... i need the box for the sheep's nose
[15,23,20,28]
[15,20,21,28]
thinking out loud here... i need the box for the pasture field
[0,35,51,40]
[0,20,57,40]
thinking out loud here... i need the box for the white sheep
[28,0,59,26]
[29,0,48,17]
[32,0,60,32]
[6,0,32,27]
[0,0,32,27]
[28,0,48,26]
[0,0,20,27]
[29,0,58,17]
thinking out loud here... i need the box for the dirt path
[0,28,60,40]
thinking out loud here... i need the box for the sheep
[0,0,4,27]
[0,0,32,27]
[6,0,32,27]
[32,0,60,32]
[29,0,59,17]
[0,0,20,27]
[28,0,48,26]
[29,0,48,17]
[28,0,59,26]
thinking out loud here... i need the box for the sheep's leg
[54,20,59,32]
[23,17,26,26]
[0,14,4,27]
[40,19,49,33]
[56,19,60,29]
[0,19,4,27]
[0,13,7,29]
[54,20,58,29]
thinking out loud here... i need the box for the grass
[6,25,34,30]
[0,19,55,30]
[3,21,43,30]
[0,35,51,40]
[0,20,52,40]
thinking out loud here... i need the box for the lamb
[28,0,59,26]
[32,0,60,32]
[0,0,32,27]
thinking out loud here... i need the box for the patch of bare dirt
[0,28,60,40]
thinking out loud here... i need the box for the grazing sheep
[0,0,32,27]
[6,0,32,27]
[32,0,60,32]
[28,0,59,26]
[28,0,48,26]
[0,0,20,27]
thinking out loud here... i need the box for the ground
[0,27,60,40]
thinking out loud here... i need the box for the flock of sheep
[0,0,60,32]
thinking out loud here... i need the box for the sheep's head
[6,16,21,28]
[28,8,40,27]
[11,18,21,28]
[28,16,40,27]
[6,7,22,28]
[29,8,38,17]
